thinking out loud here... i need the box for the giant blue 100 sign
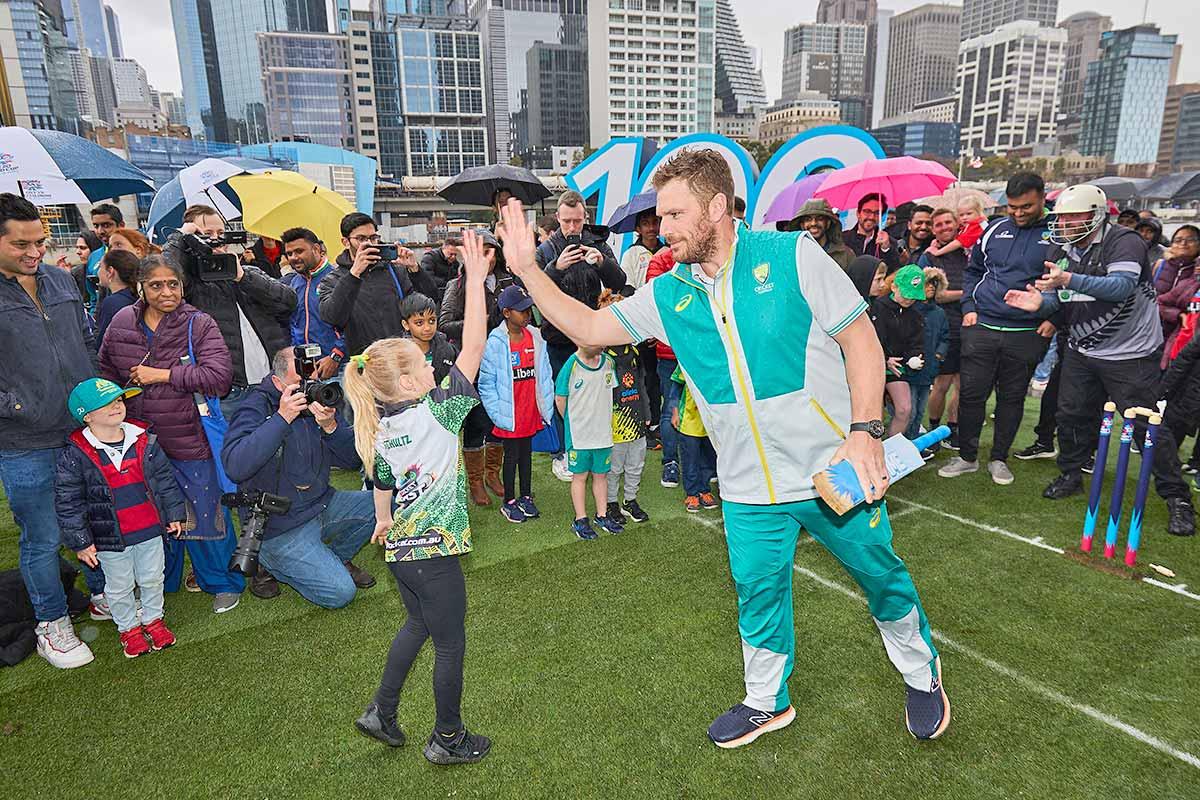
[565,126,885,252]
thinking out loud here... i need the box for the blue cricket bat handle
[813,426,951,515]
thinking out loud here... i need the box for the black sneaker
[344,561,377,589]
[249,569,280,600]
[1043,472,1083,500]
[1167,498,1196,537]
[623,499,650,523]
[355,702,406,747]
[1080,455,1096,475]
[905,662,950,740]
[1014,440,1057,460]
[606,501,626,523]
[707,703,796,749]
[423,728,492,765]
[594,515,624,535]
[1183,460,1200,476]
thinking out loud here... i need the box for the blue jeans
[1033,334,1059,382]
[258,490,375,609]
[1,447,105,621]
[657,359,681,467]
[96,538,166,633]
[904,382,932,441]
[220,385,251,421]
[679,433,716,496]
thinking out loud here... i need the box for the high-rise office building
[1058,12,1110,120]
[112,57,151,106]
[104,4,122,58]
[1080,25,1177,166]
[714,0,765,114]
[171,0,329,143]
[588,0,717,143]
[816,0,877,127]
[157,90,189,126]
[1158,84,1200,174]
[6,0,58,129]
[259,31,360,149]
[881,4,959,125]
[781,22,868,128]
[525,41,588,149]
[959,0,1057,42]
[956,21,1065,155]
[471,0,588,165]
[64,0,114,57]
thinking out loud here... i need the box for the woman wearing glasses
[1154,225,1200,366]
[98,255,245,614]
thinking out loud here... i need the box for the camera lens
[304,381,344,408]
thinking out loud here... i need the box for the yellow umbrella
[227,170,355,256]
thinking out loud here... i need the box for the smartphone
[564,234,582,249]
[377,243,398,263]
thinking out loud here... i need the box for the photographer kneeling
[221,347,377,606]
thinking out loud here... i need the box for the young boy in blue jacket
[905,268,950,457]
[56,379,188,660]
[478,285,554,523]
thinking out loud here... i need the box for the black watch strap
[850,420,886,439]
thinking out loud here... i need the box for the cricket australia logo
[753,262,775,295]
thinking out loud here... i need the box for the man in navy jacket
[222,348,376,606]
[939,173,1056,487]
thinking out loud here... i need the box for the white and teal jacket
[609,227,868,505]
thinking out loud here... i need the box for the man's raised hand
[460,229,489,284]
[497,198,537,277]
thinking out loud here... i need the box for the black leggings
[462,404,497,450]
[374,556,467,733]
[501,436,533,502]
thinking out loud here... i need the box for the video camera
[295,343,344,408]
[179,230,249,283]
[223,490,291,577]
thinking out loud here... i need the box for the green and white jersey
[372,366,479,562]
[609,228,867,505]
[554,351,617,451]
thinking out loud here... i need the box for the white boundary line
[692,515,1200,771]
[888,495,1200,603]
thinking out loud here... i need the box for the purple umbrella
[762,173,830,224]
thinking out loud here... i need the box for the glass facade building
[869,121,960,160]
[713,0,765,115]
[1080,26,1177,167]
[260,32,358,149]
[781,22,869,128]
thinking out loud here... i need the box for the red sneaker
[119,628,151,658]
[685,495,701,513]
[698,492,719,510]
[142,619,176,651]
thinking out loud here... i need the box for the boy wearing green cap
[869,264,928,437]
[56,379,188,659]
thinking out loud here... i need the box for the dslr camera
[223,490,291,576]
[295,343,344,408]
[179,230,249,283]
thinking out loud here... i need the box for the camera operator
[163,205,297,417]
[318,212,438,357]
[221,347,376,606]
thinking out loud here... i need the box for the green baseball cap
[894,264,927,301]
[68,378,141,423]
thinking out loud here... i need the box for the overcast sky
[111,0,1197,102]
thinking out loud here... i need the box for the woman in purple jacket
[98,256,245,614]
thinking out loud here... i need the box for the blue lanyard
[385,263,405,300]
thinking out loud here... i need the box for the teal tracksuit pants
[722,498,938,713]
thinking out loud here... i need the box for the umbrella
[437,164,551,207]
[226,170,354,256]
[1045,188,1119,214]
[607,190,658,233]
[814,156,956,212]
[1084,177,1146,202]
[762,174,829,224]
[0,126,154,205]
[988,187,1008,206]
[146,156,275,243]
[920,186,997,211]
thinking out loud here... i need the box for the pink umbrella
[762,173,830,224]
[814,156,957,211]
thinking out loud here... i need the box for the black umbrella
[437,164,552,207]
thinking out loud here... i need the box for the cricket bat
[813,426,951,515]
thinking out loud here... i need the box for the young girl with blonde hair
[345,230,491,765]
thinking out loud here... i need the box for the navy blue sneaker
[905,660,950,740]
[517,496,540,519]
[622,499,650,523]
[500,500,526,523]
[661,461,680,488]
[594,515,624,534]
[572,518,598,541]
[707,703,796,749]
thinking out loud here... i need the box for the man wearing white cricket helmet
[1004,184,1196,536]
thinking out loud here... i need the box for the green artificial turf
[1,399,1198,799]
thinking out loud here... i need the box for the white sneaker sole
[937,464,978,478]
[989,469,1014,486]
[37,640,94,669]
[712,705,796,749]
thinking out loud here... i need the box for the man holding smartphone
[319,212,439,356]
[534,191,628,480]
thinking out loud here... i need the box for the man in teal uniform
[496,149,949,747]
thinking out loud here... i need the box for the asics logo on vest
[674,294,693,313]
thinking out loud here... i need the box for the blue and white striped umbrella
[146,156,274,243]
[0,126,154,205]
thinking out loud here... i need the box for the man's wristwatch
[850,420,886,440]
